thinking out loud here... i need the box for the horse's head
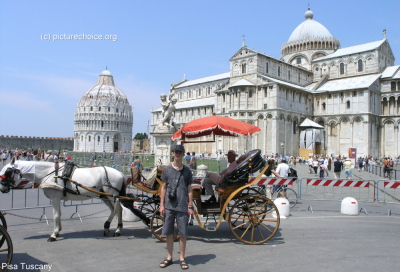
[0,157,21,193]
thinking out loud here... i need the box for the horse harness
[59,162,121,197]
[0,167,22,190]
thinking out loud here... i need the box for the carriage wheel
[150,208,180,242]
[227,187,264,212]
[0,213,7,248]
[228,195,280,245]
[137,196,159,221]
[0,225,13,271]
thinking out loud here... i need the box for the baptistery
[73,69,133,152]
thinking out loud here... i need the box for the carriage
[0,116,280,246]
[129,148,280,245]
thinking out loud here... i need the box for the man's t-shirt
[161,165,193,213]
[333,160,343,172]
[276,163,290,177]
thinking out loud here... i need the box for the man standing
[159,145,193,270]
[343,158,353,179]
[333,157,343,179]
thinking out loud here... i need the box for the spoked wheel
[229,195,280,245]
[239,187,264,198]
[272,188,298,208]
[136,196,159,221]
[227,187,264,211]
[150,208,180,242]
[0,225,13,271]
[0,213,7,248]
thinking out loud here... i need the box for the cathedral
[151,7,399,158]
[74,69,133,152]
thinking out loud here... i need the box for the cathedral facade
[151,8,399,158]
[74,69,133,152]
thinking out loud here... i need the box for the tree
[133,133,148,140]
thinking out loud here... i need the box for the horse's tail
[119,176,127,197]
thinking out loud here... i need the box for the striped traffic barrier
[248,177,296,186]
[299,178,375,213]
[376,180,400,206]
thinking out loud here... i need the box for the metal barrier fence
[0,187,52,223]
[299,178,376,203]
[249,177,299,198]
[376,180,400,204]
[366,166,399,180]
[69,152,228,176]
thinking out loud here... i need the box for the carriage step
[205,223,217,231]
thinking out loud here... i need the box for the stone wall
[0,135,73,151]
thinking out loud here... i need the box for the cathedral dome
[73,69,133,152]
[287,9,336,43]
[281,8,340,61]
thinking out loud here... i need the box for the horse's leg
[113,199,123,237]
[44,189,63,242]
[101,197,115,236]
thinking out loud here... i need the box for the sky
[1,0,399,138]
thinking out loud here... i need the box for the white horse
[0,158,126,242]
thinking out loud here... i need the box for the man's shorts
[162,209,188,238]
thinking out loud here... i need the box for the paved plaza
[1,161,400,272]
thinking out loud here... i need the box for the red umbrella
[172,115,261,141]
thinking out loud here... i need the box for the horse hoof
[104,231,109,236]
[47,237,57,242]
[55,234,59,237]
[113,232,121,237]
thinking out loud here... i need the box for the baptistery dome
[281,8,340,70]
[73,69,133,152]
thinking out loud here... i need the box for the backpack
[288,168,298,178]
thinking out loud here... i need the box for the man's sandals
[159,259,189,269]
[159,259,173,268]
[180,260,189,270]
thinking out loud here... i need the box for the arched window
[346,100,350,109]
[98,136,100,142]
[358,59,363,72]
[248,90,253,98]
[322,102,326,111]
[340,63,345,75]
[242,63,247,74]
[288,70,291,80]
[90,106,93,111]
[266,62,269,73]
[98,106,101,111]
[278,66,281,77]
[101,121,104,127]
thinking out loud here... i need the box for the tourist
[333,157,343,179]
[159,145,193,269]
[189,152,197,170]
[343,158,353,179]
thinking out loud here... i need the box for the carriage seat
[130,166,163,193]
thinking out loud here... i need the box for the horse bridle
[0,167,22,190]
